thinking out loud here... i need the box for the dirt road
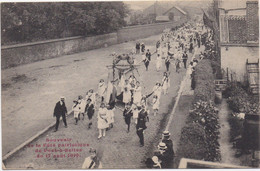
[3,33,197,168]
[1,35,159,156]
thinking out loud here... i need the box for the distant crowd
[52,21,214,169]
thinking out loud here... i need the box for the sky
[124,0,212,11]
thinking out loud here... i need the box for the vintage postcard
[1,0,259,169]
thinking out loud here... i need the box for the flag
[203,11,214,30]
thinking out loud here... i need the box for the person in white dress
[153,82,162,100]
[72,100,80,125]
[142,52,146,62]
[97,103,109,139]
[156,54,162,71]
[133,81,142,105]
[78,95,86,120]
[97,79,106,102]
[132,103,139,124]
[105,81,113,104]
[162,72,170,95]
[123,80,131,105]
[118,74,125,93]
[86,89,96,107]
[152,95,160,116]
[106,105,115,129]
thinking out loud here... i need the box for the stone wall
[117,21,184,43]
[1,20,186,69]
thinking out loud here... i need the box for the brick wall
[246,1,259,42]
[228,18,247,44]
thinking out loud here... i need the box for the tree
[1,2,129,45]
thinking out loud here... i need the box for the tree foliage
[1,2,129,45]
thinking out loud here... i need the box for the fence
[1,20,186,69]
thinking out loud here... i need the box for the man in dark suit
[136,106,148,147]
[182,51,188,69]
[161,131,174,168]
[53,96,68,132]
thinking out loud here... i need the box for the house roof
[156,16,170,21]
[163,6,187,15]
[143,2,167,16]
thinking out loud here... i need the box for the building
[143,2,187,22]
[163,6,188,21]
[217,0,259,94]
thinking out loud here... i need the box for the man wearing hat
[136,105,148,147]
[162,131,175,168]
[53,96,68,132]
[157,142,168,168]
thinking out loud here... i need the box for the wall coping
[1,32,117,50]
[220,43,259,47]
[121,21,175,30]
[1,22,178,50]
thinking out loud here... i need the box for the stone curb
[2,110,72,162]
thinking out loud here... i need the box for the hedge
[176,58,221,163]
[193,59,215,103]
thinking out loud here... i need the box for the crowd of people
[52,20,213,168]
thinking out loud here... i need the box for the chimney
[246,1,259,43]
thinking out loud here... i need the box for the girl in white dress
[153,82,162,100]
[78,95,86,120]
[162,72,170,95]
[97,103,109,139]
[152,95,160,116]
[156,54,162,71]
[86,89,96,107]
[132,103,139,124]
[133,81,142,105]
[97,79,106,102]
[106,105,115,129]
[72,100,80,125]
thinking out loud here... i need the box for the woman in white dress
[162,72,170,95]
[118,74,125,93]
[97,103,109,139]
[152,95,160,116]
[152,82,162,100]
[156,54,162,71]
[123,80,131,104]
[133,81,142,105]
[105,81,113,104]
[97,79,106,102]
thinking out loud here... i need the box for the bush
[225,83,259,115]
[194,59,215,103]
[177,123,208,160]
[176,59,221,163]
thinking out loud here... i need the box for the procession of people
[53,20,213,168]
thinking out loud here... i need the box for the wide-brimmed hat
[60,96,65,100]
[162,131,171,137]
[158,142,167,150]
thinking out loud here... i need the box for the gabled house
[143,2,187,22]
[163,6,188,21]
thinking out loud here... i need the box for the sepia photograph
[1,0,259,169]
